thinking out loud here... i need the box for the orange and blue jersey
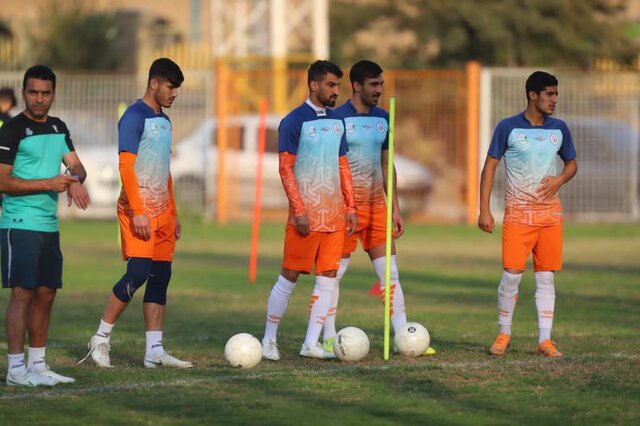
[117,100,172,217]
[333,99,389,209]
[278,101,348,232]
[488,112,577,226]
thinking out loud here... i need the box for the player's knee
[143,261,172,305]
[272,275,296,298]
[112,258,152,303]
[534,271,555,296]
[498,270,522,297]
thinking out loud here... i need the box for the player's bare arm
[381,150,404,238]
[63,151,90,209]
[478,156,500,233]
[537,158,577,202]
[0,163,77,194]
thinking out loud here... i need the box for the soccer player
[478,71,577,357]
[81,58,192,369]
[322,60,434,355]
[1,65,90,386]
[261,60,358,360]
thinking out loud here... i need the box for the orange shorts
[343,206,388,254]
[282,224,344,274]
[502,222,562,272]
[118,208,176,261]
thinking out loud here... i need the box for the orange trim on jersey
[339,155,356,214]
[119,152,145,215]
[279,152,307,216]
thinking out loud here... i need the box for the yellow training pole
[384,97,396,360]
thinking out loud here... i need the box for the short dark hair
[0,87,16,108]
[307,60,343,85]
[23,65,56,90]
[350,60,383,86]
[525,71,558,100]
[148,58,184,87]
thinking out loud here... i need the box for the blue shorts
[1,229,63,289]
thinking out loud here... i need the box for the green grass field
[0,219,638,425]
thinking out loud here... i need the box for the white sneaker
[33,366,76,384]
[299,342,336,360]
[144,351,193,369]
[6,370,57,387]
[261,339,280,361]
[77,335,113,368]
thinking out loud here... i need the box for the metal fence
[480,68,640,222]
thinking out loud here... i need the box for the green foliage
[28,0,121,70]
[330,0,639,69]
[0,220,638,424]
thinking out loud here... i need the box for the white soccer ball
[333,327,370,361]
[224,333,262,369]
[394,322,430,357]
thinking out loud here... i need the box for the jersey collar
[305,98,327,117]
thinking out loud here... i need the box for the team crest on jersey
[150,123,158,133]
[376,122,386,133]
[25,128,33,137]
[346,122,356,132]
[333,123,342,135]
[516,133,528,144]
[307,125,317,137]
[52,125,58,133]
[550,134,559,145]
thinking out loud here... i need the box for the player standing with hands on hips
[81,58,192,369]
[261,60,358,360]
[478,71,577,357]
[1,65,90,386]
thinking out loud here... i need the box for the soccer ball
[394,322,430,357]
[333,327,370,361]
[224,333,262,369]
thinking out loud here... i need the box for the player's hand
[133,214,151,241]
[49,175,79,193]
[392,210,404,238]
[294,214,310,236]
[537,175,563,201]
[175,217,182,240]
[346,213,358,236]
[478,210,495,233]
[66,182,90,210]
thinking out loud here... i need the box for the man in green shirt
[0,65,90,387]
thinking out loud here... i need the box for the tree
[28,0,121,70]
[330,0,639,69]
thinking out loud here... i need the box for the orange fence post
[216,61,229,224]
[249,99,268,282]
[466,61,481,225]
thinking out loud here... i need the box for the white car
[67,114,432,218]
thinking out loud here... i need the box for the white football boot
[6,370,58,387]
[261,339,281,361]
[299,342,336,359]
[144,351,193,369]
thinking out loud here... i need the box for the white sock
[322,257,350,341]
[7,353,26,378]
[373,255,407,333]
[145,331,164,358]
[263,275,296,342]
[304,276,336,347]
[27,347,47,373]
[535,271,555,343]
[497,271,522,335]
[96,319,114,339]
